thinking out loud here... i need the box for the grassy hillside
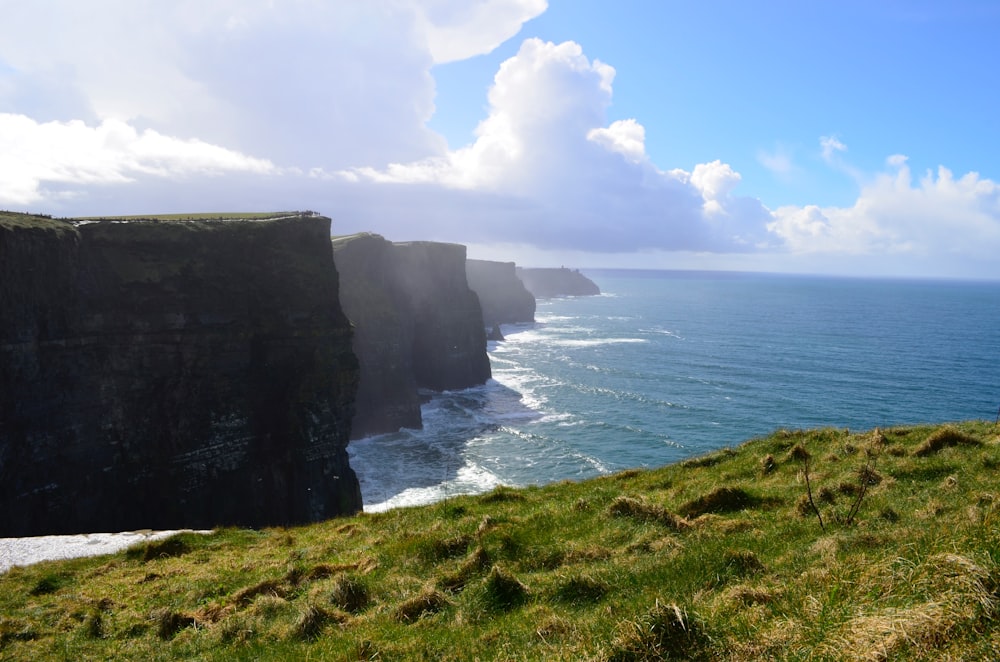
[1,422,998,660]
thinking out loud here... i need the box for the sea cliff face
[333,234,491,438]
[515,267,601,298]
[0,212,361,536]
[465,259,536,328]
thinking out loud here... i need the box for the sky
[2,0,999,279]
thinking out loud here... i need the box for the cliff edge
[333,234,491,438]
[465,259,536,328]
[516,267,600,298]
[0,212,361,536]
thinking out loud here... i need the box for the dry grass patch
[606,601,709,662]
[914,426,982,457]
[678,486,756,518]
[607,496,688,530]
[394,589,450,623]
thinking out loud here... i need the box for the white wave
[639,326,685,339]
[363,460,503,513]
[549,338,647,348]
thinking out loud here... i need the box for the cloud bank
[1,1,999,277]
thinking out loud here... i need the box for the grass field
[1,422,998,660]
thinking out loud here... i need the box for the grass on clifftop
[2,422,999,660]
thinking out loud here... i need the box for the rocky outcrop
[0,212,361,536]
[333,234,491,439]
[465,259,535,328]
[516,267,601,298]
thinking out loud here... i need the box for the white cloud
[768,155,1000,260]
[820,135,848,162]
[0,1,542,173]
[587,119,647,164]
[0,113,275,206]
[417,0,548,63]
[757,146,794,176]
[337,38,773,253]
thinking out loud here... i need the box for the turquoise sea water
[348,270,1000,511]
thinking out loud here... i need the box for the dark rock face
[331,234,421,439]
[0,212,361,536]
[333,234,492,439]
[515,267,601,298]
[465,259,535,328]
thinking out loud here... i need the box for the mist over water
[348,270,1000,511]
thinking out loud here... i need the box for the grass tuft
[678,486,756,518]
[551,573,610,606]
[478,565,529,612]
[233,579,287,607]
[914,426,982,456]
[608,496,687,530]
[438,546,492,593]
[394,590,450,623]
[154,609,198,639]
[127,535,191,563]
[607,601,709,662]
[328,573,370,613]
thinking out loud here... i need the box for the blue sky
[2,1,999,278]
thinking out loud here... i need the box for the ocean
[348,269,1000,512]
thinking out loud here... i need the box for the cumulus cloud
[769,155,1000,260]
[0,0,543,172]
[338,38,774,253]
[3,1,998,277]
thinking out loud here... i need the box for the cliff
[333,234,491,438]
[0,211,361,536]
[515,267,601,298]
[465,259,536,328]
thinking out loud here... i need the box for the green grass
[69,211,306,221]
[1,422,999,660]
